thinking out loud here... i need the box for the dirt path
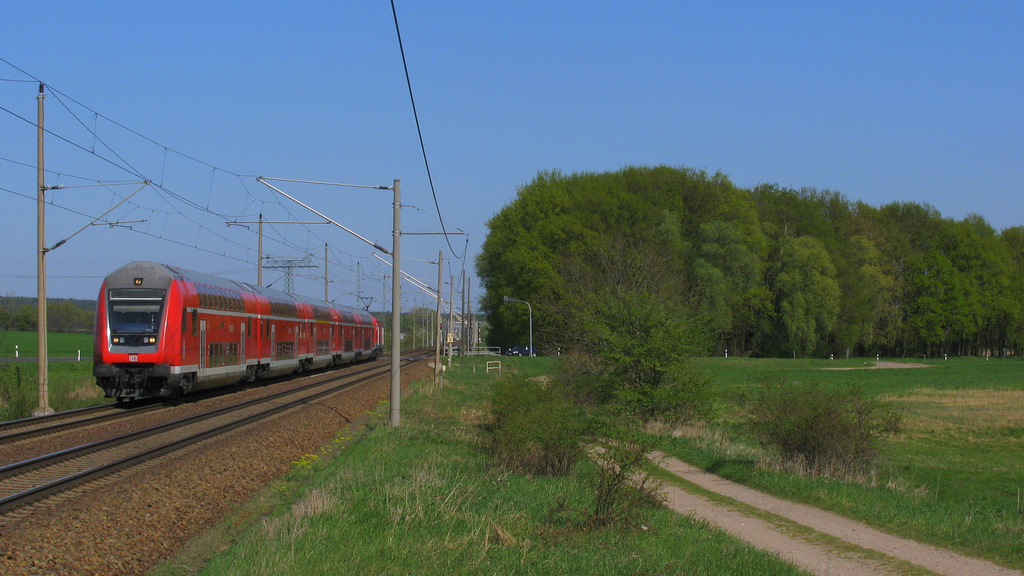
[653,453,1023,576]
[821,361,933,371]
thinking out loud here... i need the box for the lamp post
[502,296,532,356]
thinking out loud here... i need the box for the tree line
[477,166,1024,358]
[0,296,95,333]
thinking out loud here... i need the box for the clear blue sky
[1,1,1021,308]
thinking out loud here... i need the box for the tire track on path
[653,452,1022,576]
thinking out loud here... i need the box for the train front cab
[94,268,184,400]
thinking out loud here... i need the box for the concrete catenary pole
[447,275,455,362]
[389,180,401,427]
[33,82,53,417]
[460,269,466,358]
[257,214,263,286]
[434,251,443,383]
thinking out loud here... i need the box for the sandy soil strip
[653,453,1023,576]
[821,361,933,370]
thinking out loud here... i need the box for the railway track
[0,401,162,444]
[0,355,418,521]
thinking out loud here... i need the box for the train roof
[109,261,373,319]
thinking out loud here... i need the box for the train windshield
[108,288,166,333]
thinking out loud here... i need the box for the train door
[240,322,246,363]
[199,319,207,379]
[271,323,277,361]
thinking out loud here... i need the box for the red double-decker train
[93,261,384,400]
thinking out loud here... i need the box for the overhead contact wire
[390,0,465,260]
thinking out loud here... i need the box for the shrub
[586,430,663,528]
[487,373,583,476]
[746,378,901,477]
[542,235,714,428]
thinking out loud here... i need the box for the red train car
[93,261,384,400]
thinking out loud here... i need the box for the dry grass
[884,389,1024,438]
[674,422,765,463]
[261,488,338,545]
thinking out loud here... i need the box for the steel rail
[0,356,417,516]
[0,402,161,444]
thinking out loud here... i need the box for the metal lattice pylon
[263,254,316,294]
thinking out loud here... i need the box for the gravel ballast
[0,360,430,576]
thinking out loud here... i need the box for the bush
[746,378,901,477]
[487,374,583,476]
[543,235,714,428]
[586,430,663,528]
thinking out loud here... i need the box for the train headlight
[145,336,157,344]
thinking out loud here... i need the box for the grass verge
[152,356,809,576]
[0,361,105,420]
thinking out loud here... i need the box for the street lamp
[502,296,532,356]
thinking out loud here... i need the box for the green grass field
[10,351,1022,572]
[0,330,93,359]
[152,356,810,576]
[0,331,101,420]
[664,356,1024,570]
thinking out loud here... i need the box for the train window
[192,310,198,335]
[108,288,166,335]
[181,310,187,334]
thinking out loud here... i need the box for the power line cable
[390,0,465,260]
[0,57,408,298]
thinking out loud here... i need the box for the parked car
[505,345,535,357]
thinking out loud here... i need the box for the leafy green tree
[903,250,965,355]
[833,235,896,354]
[768,236,840,356]
[48,301,83,333]
[998,226,1024,352]
[544,235,711,425]
[13,304,36,332]
[692,220,767,354]
[944,214,1014,355]
[477,166,735,352]
[478,165,1024,359]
